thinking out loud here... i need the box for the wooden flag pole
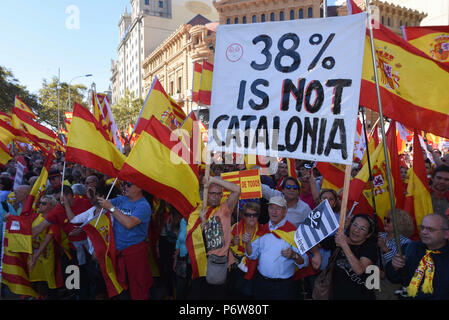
[365,0,402,256]
[200,151,211,228]
[338,164,352,234]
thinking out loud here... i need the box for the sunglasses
[124,182,133,187]
[384,217,391,223]
[40,201,47,206]
[284,185,299,190]
[244,213,259,218]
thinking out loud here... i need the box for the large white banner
[208,13,367,165]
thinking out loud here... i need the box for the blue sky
[0,0,343,97]
[0,0,129,96]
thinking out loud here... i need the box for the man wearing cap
[242,196,309,300]
[46,169,63,194]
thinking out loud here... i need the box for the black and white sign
[208,13,367,165]
[294,199,340,255]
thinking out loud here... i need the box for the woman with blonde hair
[376,209,413,300]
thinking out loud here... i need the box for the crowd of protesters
[0,139,448,300]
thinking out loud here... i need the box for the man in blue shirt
[98,181,152,300]
[243,196,308,300]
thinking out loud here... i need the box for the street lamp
[68,74,93,111]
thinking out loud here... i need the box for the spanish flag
[83,212,125,298]
[186,203,222,279]
[0,111,11,123]
[0,140,12,166]
[315,162,346,192]
[12,108,57,146]
[21,150,54,217]
[402,26,449,66]
[134,77,187,136]
[119,116,201,217]
[192,62,203,103]
[354,10,449,138]
[404,130,433,239]
[1,214,38,297]
[15,96,37,119]
[30,214,63,289]
[349,121,405,221]
[66,103,126,178]
[198,61,213,105]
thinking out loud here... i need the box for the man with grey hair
[243,196,309,300]
[72,183,87,197]
[387,214,449,299]
[13,185,31,215]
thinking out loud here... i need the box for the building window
[399,20,402,26]
[308,7,313,18]
[382,16,384,25]
[290,10,294,20]
[242,16,247,24]
[170,81,174,95]
[234,17,239,24]
[279,11,284,21]
[387,17,391,26]
[270,12,275,21]
[159,1,163,8]
[261,14,265,22]
[178,77,182,93]
[299,9,304,19]
[226,18,230,24]
[252,15,256,23]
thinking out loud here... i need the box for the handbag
[206,254,228,285]
[312,248,341,300]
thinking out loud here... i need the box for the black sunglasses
[40,201,47,205]
[284,185,299,190]
[384,217,391,223]
[244,213,259,218]
[125,182,133,187]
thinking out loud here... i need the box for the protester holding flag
[97,182,153,300]
[376,209,413,300]
[330,214,378,300]
[243,196,309,300]
[387,214,449,299]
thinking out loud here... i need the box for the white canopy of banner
[208,13,367,165]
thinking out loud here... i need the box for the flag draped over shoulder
[134,77,187,136]
[82,212,125,298]
[198,61,213,105]
[402,26,449,66]
[66,102,126,178]
[349,121,405,220]
[119,116,200,218]
[404,130,433,238]
[1,215,38,298]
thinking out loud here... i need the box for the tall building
[110,0,218,105]
[386,0,449,26]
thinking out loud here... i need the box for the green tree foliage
[111,89,143,132]
[0,65,41,114]
[38,77,87,130]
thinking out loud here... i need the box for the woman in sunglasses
[376,209,413,299]
[229,202,263,299]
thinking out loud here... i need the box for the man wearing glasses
[430,165,449,217]
[386,214,449,299]
[97,181,152,300]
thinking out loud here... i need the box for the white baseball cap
[268,196,287,208]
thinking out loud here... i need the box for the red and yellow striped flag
[192,62,203,103]
[402,26,449,66]
[66,103,126,178]
[360,23,449,139]
[198,61,213,105]
[134,77,187,136]
[82,212,125,298]
[0,111,11,123]
[12,108,57,146]
[15,96,36,119]
[21,150,54,216]
[0,140,12,166]
[349,121,405,221]
[315,162,346,192]
[404,131,434,239]
[119,116,200,217]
